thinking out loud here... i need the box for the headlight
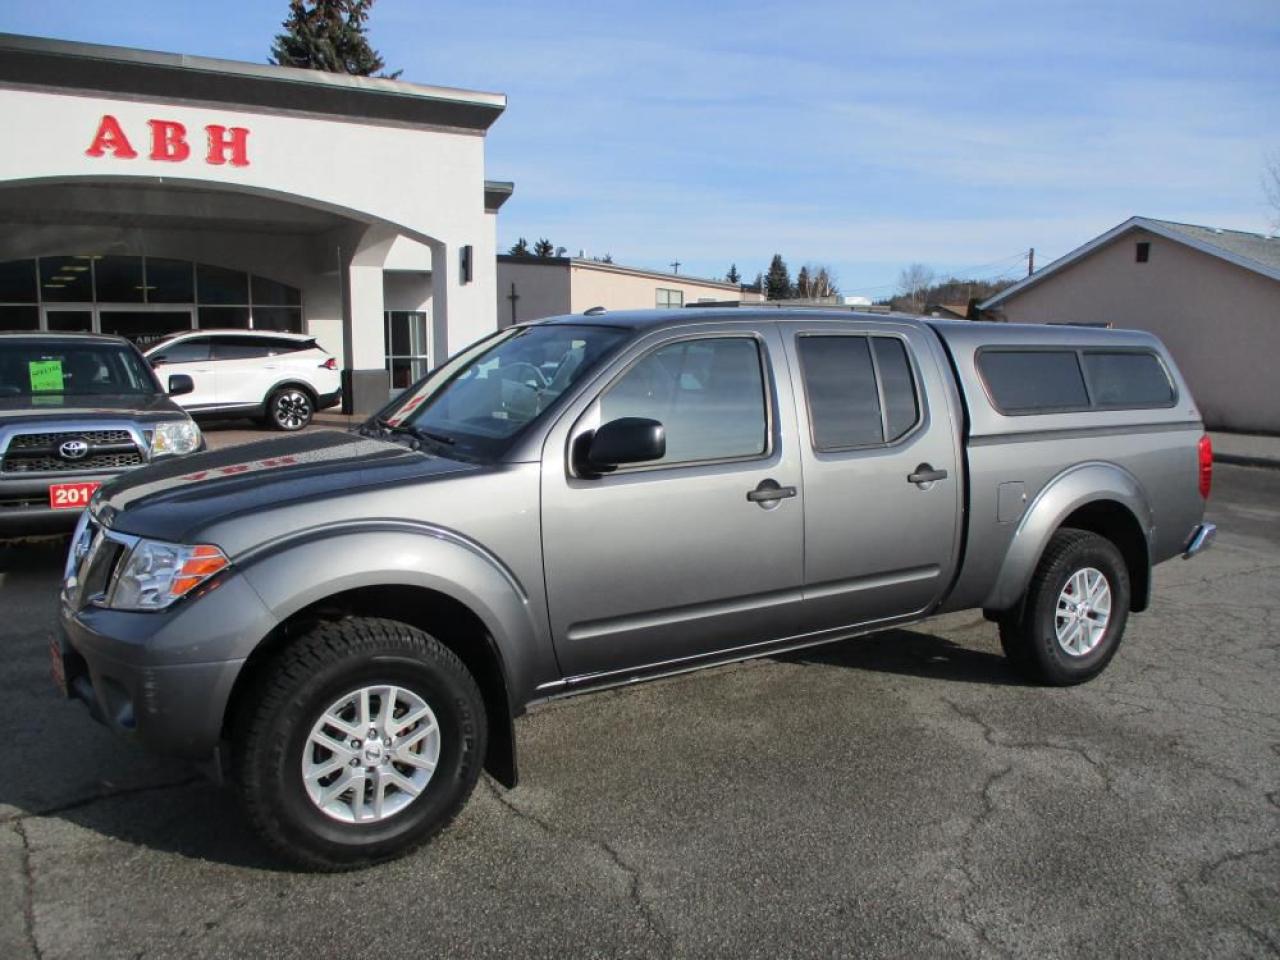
[152,419,201,457]
[108,539,230,610]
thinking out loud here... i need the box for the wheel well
[222,584,518,787]
[269,381,317,404]
[1059,500,1151,612]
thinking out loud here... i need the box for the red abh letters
[85,114,251,167]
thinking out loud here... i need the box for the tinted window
[1083,351,1173,406]
[979,350,1089,413]
[198,306,250,329]
[94,256,145,302]
[0,259,37,303]
[196,264,249,305]
[213,336,275,360]
[39,257,93,302]
[252,274,302,306]
[0,306,40,330]
[798,336,883,449]
[600,337,767,466]
[873,338,920,441]
[147,258,194,303]
[0,341,157,396]
[253,307,303,333]
[153,337,211,363]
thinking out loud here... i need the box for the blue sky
[3,0,1277,297]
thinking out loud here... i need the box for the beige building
[980,217,1280,433]
[497,256,759,325]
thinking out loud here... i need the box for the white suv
[145,330,342,431]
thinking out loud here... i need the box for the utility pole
[1028,247,1035,276]
[670,260,681,274]
[506,282,520,325]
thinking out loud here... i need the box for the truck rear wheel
[233,616,486,871]
[998,529,1130,685]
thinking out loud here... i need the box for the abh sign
[85,114,251,167]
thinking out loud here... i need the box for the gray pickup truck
[55,309,1214,870]
[1,332,203,538]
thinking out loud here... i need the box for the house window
[656,288,684,308]
[1135,241,1150,263]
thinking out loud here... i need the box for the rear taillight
[320,357,337,370]
[1198,434,1213,500]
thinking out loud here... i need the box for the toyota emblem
[58,439,90,461]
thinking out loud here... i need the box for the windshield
[0,341,160,398]
[375,324,629,459]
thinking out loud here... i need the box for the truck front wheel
[998,529,1131,685]
[233,616,487,871]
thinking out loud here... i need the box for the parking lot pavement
[1,465,1276,960]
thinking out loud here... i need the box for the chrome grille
[8,430,133,449]
[2,427,144,476]
[3,452,144,473]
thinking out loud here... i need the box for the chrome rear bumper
[1182,522,1216,559]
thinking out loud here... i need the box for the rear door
[149,336,217,407]
[782,320,962,629]
[541,321,806,680]
[211,335,277,407]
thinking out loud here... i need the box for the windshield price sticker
[29,359,64,392]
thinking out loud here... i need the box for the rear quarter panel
[930,322,1206,613]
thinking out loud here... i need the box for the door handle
[747,479,797,504]
[908,463,948,486]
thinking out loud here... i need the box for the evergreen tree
[508,237,530,256]
[765,254,792,300]
[753,272,764,292]
[533,238,556,258]
[726,263,741,284]
[270,0,401,78]
[795,265,812,299]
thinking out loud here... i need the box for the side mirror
[168,374,194,397]
[582,417,665,473]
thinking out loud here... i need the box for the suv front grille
[1,429,144,475]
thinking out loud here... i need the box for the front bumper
[57,568,278,760]
[1182,522,1217,559]
[0,472,124,537]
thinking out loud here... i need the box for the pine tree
[795,265,812,299]
[270,0,401,78]
[765,254,792,300]
[726,264,741,284]
[533,238,556,258]
[508,237,530,256]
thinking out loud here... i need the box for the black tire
[233,617,487,871]
[267,385,314,431]
[998,528,1130,686]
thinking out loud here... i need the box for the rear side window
[978,350,1089,413]
[798,335,921,451]
[1082,352,1174,407]
[212,336,278,360]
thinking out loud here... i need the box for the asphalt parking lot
[1,452,1276,959]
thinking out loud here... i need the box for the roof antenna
[583,305,606,316]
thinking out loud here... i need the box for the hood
[96,429,478,543]
[0,392,187,424]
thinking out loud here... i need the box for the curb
[1214,453,1280,471]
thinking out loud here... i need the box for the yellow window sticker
[29,359,64,392]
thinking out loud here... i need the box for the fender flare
[982,462,1153,613]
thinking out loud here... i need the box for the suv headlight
[152,419,201,457]
[108,539,230,610]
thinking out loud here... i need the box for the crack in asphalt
[483,778,673,955]
[0,777,204,826]
[12,819,42,960]
[950,764,1017,959]
[943,698,1118,794]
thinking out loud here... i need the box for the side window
[598,337,768,466]
[797,335,921,450]
[978,350,1089,413]
[1082,351,1174,407]
[156,338,210,364]
[212,336,274,361]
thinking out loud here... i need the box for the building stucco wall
[496,260,571,325]
[995,228,1280,433]
[567,263,742,314]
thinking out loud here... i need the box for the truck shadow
[775,625,1032,687]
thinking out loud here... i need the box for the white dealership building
[0,33,512,412]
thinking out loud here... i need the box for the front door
[781,320,962,629]
[541,323,806,681]
[148,335,218,408]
